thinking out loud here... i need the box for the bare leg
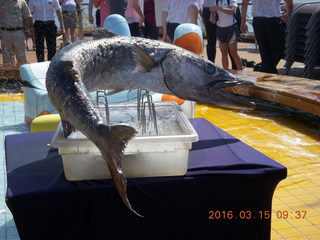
[219,43,229,70]
[228,41,243,70]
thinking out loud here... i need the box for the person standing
[241,0,293,73]
[95,0,110,27]
[143,0,159,40]
[210,0,242,70]
[25,0,36,51]
[59,0,83,47]
[88,0,100,27]
[162,0,202,43]
[28,0,65,62]
[125,0,144,37]
[202,0,217,63]
[0,0,32,67]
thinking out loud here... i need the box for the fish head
[162,51,255,110]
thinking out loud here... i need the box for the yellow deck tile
[297,194,320,202]
[298,226,320,235]
[277,227,304,238]
[271,230,283,239]
[280,196,304,204]
[0,93,24,102]
[195,103,320,240]
[285,236,310,240]
[308,216,320,225]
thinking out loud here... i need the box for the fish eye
[205,64,217,75]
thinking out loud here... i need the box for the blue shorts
[216,24,239,44]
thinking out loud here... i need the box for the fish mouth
[214,89,256,110]
[203,78,255,110]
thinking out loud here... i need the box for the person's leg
[45,22,57,61]
[229,52,237,69]
[227,27,242,70]
[34,21,45,62]
[148,24,160,40]
[228,42,242,70]
[253,17,269,72]
[70,28,78,43]
[129,22,143,37]
[31,28,36,49]
[202,7,217,63]
[265,17,286,73]
[167,22,180,43]
[0,31,15,66]
[69,11,78,43]
[96,9,101,27]
[63,28,70,46]
[219,43,229,69]
[14,30,28,66]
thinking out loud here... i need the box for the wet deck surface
[195,103,320,240]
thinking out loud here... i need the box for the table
[5,118,287,240]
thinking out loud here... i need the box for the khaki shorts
[0,29,27,65]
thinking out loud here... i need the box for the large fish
[46,29,255,217]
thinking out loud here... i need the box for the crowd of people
[0,0,292,74]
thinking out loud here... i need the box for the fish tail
[96,124,143,217]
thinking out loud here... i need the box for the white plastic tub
[51,102,198,180]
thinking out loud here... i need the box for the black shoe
[253,62,262,72]
[241,58,248,68]
[247,61,256,68]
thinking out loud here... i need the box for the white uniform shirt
[215,0,237,28]
[125,0,144,24]
[28,0,61,21]
[163,0,202,24]
[251,0,282,18]
[203,0,215,8]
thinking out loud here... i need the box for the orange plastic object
[174,33,202,55]
[161,94,186,105]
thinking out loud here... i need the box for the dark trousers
[253,17,286,73]
[167,22,180,42]
[129,22,143,37]
[143,21,160,40]
[34,21,57,62]
[96,9,101,27]
[203,7,217,63]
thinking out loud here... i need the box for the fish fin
[20,80,41,89]
[61,61,80,82]
[61,120,76,138]
[132,45,158,72]
[97,124,143,217]
[92,28,117,40]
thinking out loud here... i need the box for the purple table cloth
[5,118,286,240]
